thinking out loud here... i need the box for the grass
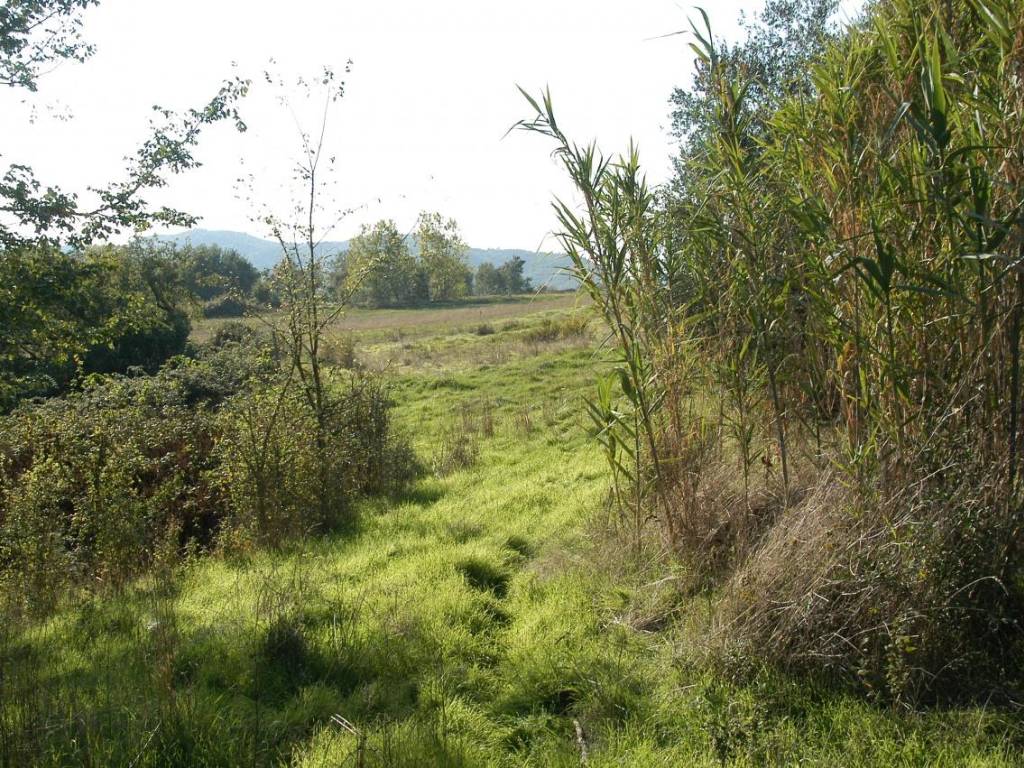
[190,292,581,345]
[2,301,1022,766]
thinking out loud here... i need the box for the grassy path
[5,344,1022,766]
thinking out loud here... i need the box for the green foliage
[0,77,249,250]
[1,5,249,409]
[215,371,419,547]
[515,87,678,544]
[475,256,533,296]
[520,0,1024,702]
[0,0,248,251]
[80,242,193,374]
[0,340,412,610]
[474,260,503,295]
[339,219,424,307]
[0,352,245,611]
[0,0,98,92]
[215,382,323,547]
[178,243,259,301]
[416,211,473,301]
[251,273,281,308]
[201,292,248,318]
[668,0,839,167]
[0,241,193,408]
[332,216,538,307]
[209,319,261,349]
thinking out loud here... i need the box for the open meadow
[191,293,588,375]
[190,294,581,346]
[2,298,1021,767]
[5,0,1024,764]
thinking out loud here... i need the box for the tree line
[1,222,535,409]
[334,213,532,308]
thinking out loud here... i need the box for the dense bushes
[0,240,283,409]
[217,372,416,546]
[522,0,1024,702]
[82,307,191,374]
[201,293,248,318]
[1,244,194,408]
[209,320,261,349]
[0,356,229,611]
[0,340,415,613]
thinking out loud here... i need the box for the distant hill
[158,229,347,271]
[160,229,577,291]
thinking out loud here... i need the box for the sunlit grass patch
[4,317,1022,766]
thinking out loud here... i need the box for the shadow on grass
[391,480,446,508]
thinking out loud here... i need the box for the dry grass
[190,293,581,344]
[701,449,1023,703]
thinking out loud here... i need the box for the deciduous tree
[416,211,471,301]
[341,219,420,307]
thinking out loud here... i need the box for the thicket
[1,0,419,647]
[520,0,1024,703]
[176,242,278,318]
[0,337,415,615]
[1,243,192,408]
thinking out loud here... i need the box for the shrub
[217,372,417,546]
[210,320,259,349]
[320,334,358,369]
[215,383,322,546]
[0,348,412,610]
[521,314,588,344]
[333,374,418,496]
[82,307,191,376]
[0,372,225,611]
[202,293,248,318]
[161,345,276,406]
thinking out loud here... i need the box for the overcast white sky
[3,0,774,249]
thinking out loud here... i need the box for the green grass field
[4,300,1022,766]
[190,293,581,344]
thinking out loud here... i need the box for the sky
[3,0,776,250]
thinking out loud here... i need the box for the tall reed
[520,0,1024,700]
